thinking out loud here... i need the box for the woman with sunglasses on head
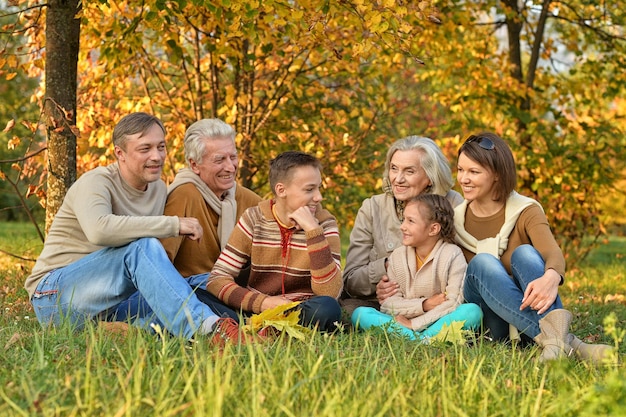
[455,131,613,363]
[342,136,463,316]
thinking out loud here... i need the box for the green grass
[581,235,626,267]
[1,222,625,416]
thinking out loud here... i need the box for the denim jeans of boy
[189,294,342,333]
[463,244,563,340]
[30,238,218,339]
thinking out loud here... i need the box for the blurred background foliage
[1,0,625,264]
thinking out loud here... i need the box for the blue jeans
[463,245,563,340]
[202,294,342,332]
[30,238,219,339]
[352,303,483,340]
[112,280,341,332]
[110,274,239,326]
[296,295,342,332]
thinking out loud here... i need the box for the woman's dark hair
[458,131,516,202]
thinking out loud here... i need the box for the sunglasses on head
[464,135,496,150]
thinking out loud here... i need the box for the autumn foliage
[1,0,625,264]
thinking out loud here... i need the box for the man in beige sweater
[25,112,243,343]
[115,118,262,322]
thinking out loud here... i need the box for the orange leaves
[3,119,15,133]
[7,136,21,150]
[69,125,81,137]
[25,185,38,198]
[604,294,626,304]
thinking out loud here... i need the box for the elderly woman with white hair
[342,136,463,315]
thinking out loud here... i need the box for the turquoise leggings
[352,303,483,341]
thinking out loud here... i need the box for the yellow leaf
[7,55,18,68]
[244,302,311,340]
[604,294,625,304]
[431,321,468,345]
[247,301,301,329]
[8,136,20,150]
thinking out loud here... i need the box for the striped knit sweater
[207,199,343,313]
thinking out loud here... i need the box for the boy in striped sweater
[207,151,342,331]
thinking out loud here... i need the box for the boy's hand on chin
[288,206,319,232]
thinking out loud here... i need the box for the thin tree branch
[0,248,37,262]
[0,168,45,242]
[0,147,47,164]
[552,1,626,42]
[0,3,47,18]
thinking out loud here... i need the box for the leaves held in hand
[244,301,311,340]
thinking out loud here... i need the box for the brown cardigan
[160,183,262,277]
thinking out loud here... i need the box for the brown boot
[533,309,574,361]
[567,333,616,365]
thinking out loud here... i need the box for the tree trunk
[44,0,81,233]
[502,0,551,196]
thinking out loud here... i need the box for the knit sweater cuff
[252,294,267,314]
[304,226,324,239]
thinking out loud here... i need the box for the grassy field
[0,222,625,416]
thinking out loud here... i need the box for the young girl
[351,194,482,340]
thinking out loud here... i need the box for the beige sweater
[454,192,566,278]
[24,163,180,298]
[381,240,467,331]
[344,190,463,299]
[160,181,262,277]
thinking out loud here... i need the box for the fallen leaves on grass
[604,294,626,304]
[431,321,469,345]
[4,332,22,350]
